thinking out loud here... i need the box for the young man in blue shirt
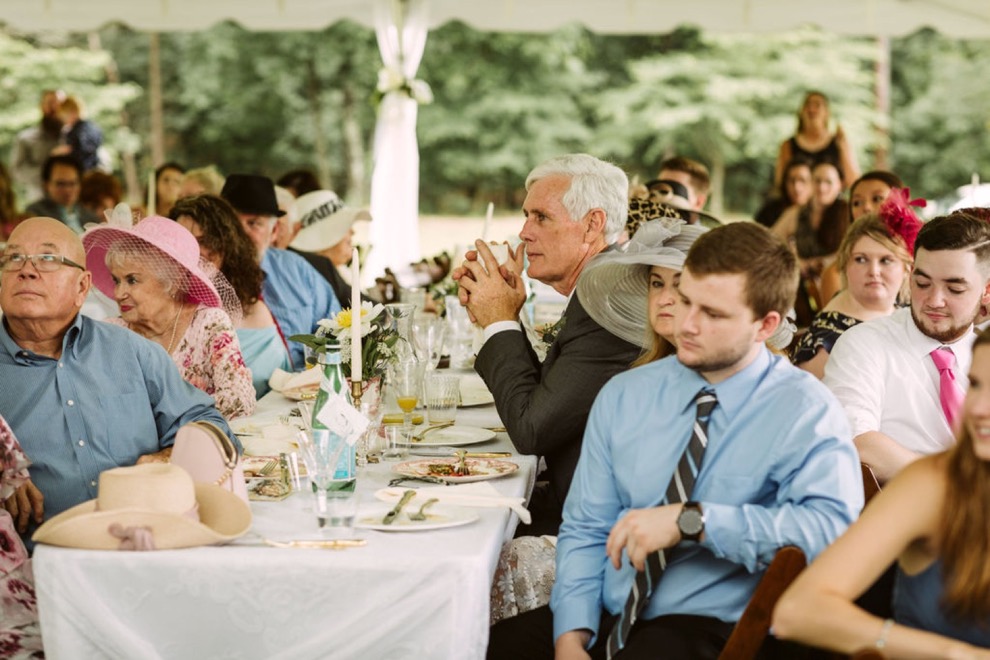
[489,222,863,660]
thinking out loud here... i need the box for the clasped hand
[4,479,44,534]
[450,240,527,328]
[606,504,684,572]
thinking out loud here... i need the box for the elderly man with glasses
[0,217,236,544]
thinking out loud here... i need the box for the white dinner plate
[405,425,496,447]
[391,457,519,484]
[459,375,495,407]
[355,504,479,531]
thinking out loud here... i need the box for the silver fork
[258,459,278,476]
[408,498,439,521]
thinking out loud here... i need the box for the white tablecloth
[34,385,536,660]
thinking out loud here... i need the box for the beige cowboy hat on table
[33,463,252,551]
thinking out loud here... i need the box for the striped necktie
[606,387,718,659]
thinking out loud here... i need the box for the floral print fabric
[0,416,43,659]
[490,535,557,625]
[109,305,256,419]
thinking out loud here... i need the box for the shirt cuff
[482,320,522,343]
[552,600,602,646]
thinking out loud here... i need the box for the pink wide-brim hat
[82,215,222,309]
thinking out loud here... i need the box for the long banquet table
[33,378,536,660]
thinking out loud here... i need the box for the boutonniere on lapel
[537,315,567,349]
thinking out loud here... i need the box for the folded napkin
[375,482,531,525]
[268,368,320,398]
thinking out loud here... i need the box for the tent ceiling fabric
[3,0,990,36]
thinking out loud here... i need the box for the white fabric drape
[366,0,429,286]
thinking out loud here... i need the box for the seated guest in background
[179,165,225,199]
[0,162,19,241]
[24,155,99,233]
[774,329,990,657]
[79,170,123,220]
[289,189,372,305]
[276,168,321,199]
[51,95,103,173]
[489,222,861,659]
[792,191,920,378]
[774,91,860,189]
[772,161,849,326]
[825,212,990,482]
[490,216,707,625]
[149,162,185,217]
[273,185,300,249]
[654,156,711,212]
[754,157,813,228]
[221,174,342,369]
[453,154,641,536]
[83,215,256,419]
[172,194,291,398]
[10,89,64,205]
[0,415,42,658]
[0,217,237,537]
[819,170,913,302]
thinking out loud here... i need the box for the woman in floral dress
[0,415,44,659]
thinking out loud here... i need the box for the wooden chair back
[718,545,807,660]
[861,463,882,505]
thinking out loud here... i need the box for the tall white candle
[482,201,494,240]
[148,171,156,216]
[350,247,362,383]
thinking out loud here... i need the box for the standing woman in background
[150,162,186,217]
[754,157,813,228]
[774,91,860,190]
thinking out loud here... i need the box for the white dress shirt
[824,307,974,455]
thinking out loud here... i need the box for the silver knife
[409,447,512,458]
[382,489,416,525]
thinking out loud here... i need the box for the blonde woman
[792,190,920,379]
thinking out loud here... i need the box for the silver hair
[525,154,628,245]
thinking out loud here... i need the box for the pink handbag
[170,421,249,503]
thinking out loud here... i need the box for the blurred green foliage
[1,22,988,216]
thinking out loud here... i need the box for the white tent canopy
[3,0,990,37]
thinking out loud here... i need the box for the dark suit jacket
[475,292,640,533]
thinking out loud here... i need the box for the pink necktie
[931,347,964,430]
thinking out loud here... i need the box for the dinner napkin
[268,367,320,398]
[375,482,531,525]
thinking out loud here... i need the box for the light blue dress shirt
[551,347,863,643]
[0,314,238,526]
[261,248,342,370]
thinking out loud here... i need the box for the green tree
[0,30,140,199]
[590,27,879,215]
[889,29,990,201]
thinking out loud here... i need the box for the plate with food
[392,457,519,484]
[459,374,495,407]
[354,504,478,532]
[405,425,496,447]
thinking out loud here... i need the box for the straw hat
[82,215,224,310]
[290,189,371,252]
[32,463,252,550]
[577,220,708,347]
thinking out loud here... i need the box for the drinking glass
[382,425,411,461]
[389,359,425,432]
[296,430,358,537]
[425,373,460,425]
[355,398,384,468]
[411,315,446,370]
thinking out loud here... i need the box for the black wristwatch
[677,501,705,542]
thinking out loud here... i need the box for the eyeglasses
[0,253,86,273]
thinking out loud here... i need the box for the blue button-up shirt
[0,314,237,525]
[261,248,342,369]
[552,347,863,643]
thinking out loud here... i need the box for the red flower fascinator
[878,188,925,255]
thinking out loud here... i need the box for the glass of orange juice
[390,359,425,433]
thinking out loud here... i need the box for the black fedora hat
[221,174,285,217]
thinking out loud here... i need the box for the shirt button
[67,400,75,406]
[78,440,85,447]
[90,480,97,487]
[58,362,64,368]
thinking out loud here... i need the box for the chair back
[718,545,807,660]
